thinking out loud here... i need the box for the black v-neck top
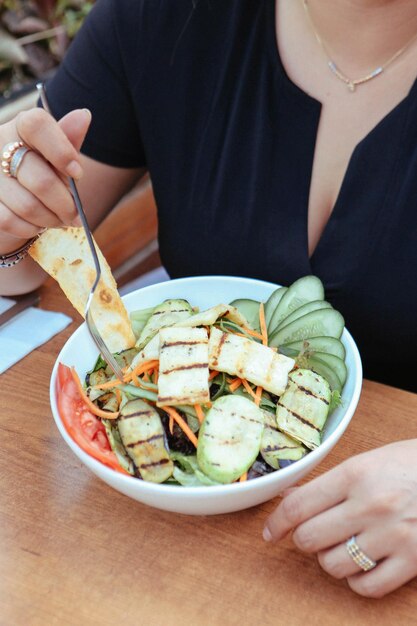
[47,0,417,392]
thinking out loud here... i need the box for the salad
[56,275,347,486]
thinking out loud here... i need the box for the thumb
[57,108,92,152]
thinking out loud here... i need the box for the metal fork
[37,83,125,381]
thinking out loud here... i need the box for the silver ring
[9,146,30,178]
[346,536,377,572]
[1,140,24,176]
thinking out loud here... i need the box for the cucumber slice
[305,357,343,392]
[279,336,346,360]
[265,287,288,330]
[130,306,155,339]
[269,308,345,347]
[309,352,347,387]
[268,276,325,332]
[272,300,332,334]
[197,395,264,483]
[229,298,261,331]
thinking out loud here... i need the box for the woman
[1,0,416,597]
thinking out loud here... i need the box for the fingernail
[83,108,92,120]
[263,526,272,542]
[66,160,83,179]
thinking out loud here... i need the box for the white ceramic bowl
[50,276,362,515]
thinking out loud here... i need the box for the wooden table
[1,280,417,626]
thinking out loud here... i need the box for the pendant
[348,82,355,92]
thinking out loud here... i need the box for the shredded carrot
[162,406,198,447]
[259,302,268,346]
[92,377,123,391]
[168,413,174,435]
[131,372,141,387]
[194,404,205,425]
[114,388,122,405]
[228,327,264,341]
[241,378,258,402]
[153,367,159,384]
[239,471,248,482]
[123,359,159,383]
[255,385,263,406]
[229,378,242,392]
[70,367,120,420]
[209,369,219,380]
[242,327,264,340]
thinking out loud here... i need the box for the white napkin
[0,296,72,374]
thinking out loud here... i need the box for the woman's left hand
[263,439,417,598]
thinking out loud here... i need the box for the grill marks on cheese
[157,327,210,407]
[208,327,295,396]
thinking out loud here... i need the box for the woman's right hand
[0,107,91,245]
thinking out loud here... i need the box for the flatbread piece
[29,227,136,352]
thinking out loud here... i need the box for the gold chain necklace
[302,0,417,92]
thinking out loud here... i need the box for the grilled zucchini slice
[260,410,307,469]
[276,369,331,450]
[197,395,265,483]
[136,299,193,349]
[118,399,173,483]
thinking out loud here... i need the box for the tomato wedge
[56,363,129,474]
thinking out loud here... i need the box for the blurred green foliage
[0,0,94,100]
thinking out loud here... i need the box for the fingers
[58,108,92,152]
[291,501,361,553]
[16,150,77,225]
[0,107,91,239]
[0,201,41,239]
[264,463,351,541]
[347,557,417,598]
[15,107,91,179]
[317,531,387,580]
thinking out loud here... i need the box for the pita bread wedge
[29,227,136,352]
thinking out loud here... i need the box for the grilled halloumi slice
[128,333,160,372]
[173,304,252,329]
[157,327,210,407]
[276,369,331,450]
[208,327,295,396]
[173,304,229,328]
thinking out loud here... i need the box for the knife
[0,291,41,329]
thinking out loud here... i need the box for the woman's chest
[307,91,411,255]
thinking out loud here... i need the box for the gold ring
[1,141,26,177]
[346,536,377,572]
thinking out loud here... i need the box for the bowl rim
[49,274,363,496]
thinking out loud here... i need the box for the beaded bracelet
[0,236,39,268]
